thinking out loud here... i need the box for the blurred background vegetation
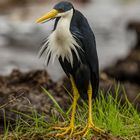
[0,0,139,79]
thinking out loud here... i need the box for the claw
[52,125,75,137]
[74,122,105,137]
[50,76,79,138]
[73,82,106,137]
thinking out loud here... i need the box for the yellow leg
[53,75,79,137]
[74,82,105,137]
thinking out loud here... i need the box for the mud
[0,69,70,134]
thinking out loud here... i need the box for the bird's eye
[58,9,64,13]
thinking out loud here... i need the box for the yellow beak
[36,9,59,23]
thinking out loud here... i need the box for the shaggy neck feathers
[39,9,81,66]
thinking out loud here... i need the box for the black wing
[71,10,99,98]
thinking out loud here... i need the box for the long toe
[52,125,75,138]
[74,122,105,138]
[91,124,105,134]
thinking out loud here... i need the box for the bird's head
[36,1,74,23]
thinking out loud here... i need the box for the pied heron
[36,1,104,137]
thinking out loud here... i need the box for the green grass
[1,85,140,140]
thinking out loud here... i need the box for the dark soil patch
[0,131,123,140]
[104,21,140,85]
[104,49,140,85]
[0,69,139,135]
[0,69,70,133]
[91,134,123,140]
[102,21,140,111]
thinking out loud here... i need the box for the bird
[36,1,104,137]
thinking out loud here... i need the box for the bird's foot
[52,124,77,137]
[74,121,105,137]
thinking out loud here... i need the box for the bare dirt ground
[0,69,70,134]
[0,68,139,132]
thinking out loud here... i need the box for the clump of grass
[1,84,140,139]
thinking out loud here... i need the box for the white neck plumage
[40,9,81,66]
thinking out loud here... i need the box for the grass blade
[41,87,65,115]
